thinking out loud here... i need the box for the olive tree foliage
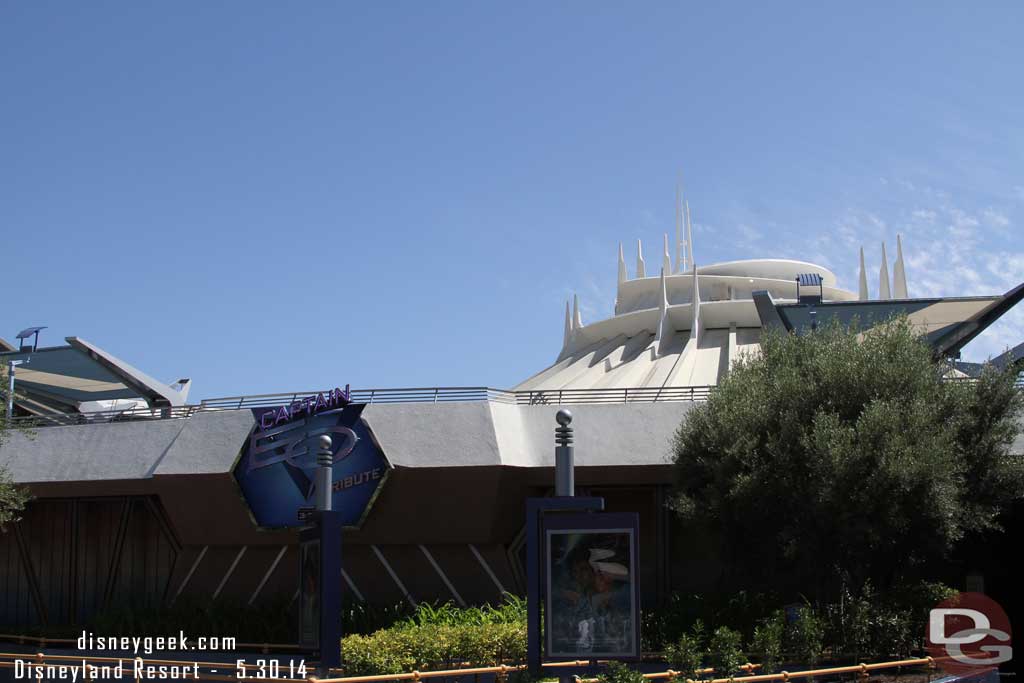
[0,363,31,529]
[671,317,1024,599]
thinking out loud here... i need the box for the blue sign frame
[233,397,391,529]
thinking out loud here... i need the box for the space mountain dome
[515,198,1024,392]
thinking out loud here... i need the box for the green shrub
[341,621,526,675]
[750,611,785,673]
[597,661,647,683]
[342,601,413,634]
[399,594,526,628]
[708,626,744,678]
[823,580,959,661]
[665,619,705,679]
[785,606,823,668]
[642,593,700,652]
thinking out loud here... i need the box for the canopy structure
[517,201,1023,392]
[0,336,190,418]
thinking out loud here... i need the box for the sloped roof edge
[65,336,183,407]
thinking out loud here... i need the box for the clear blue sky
[3,2,1022,399]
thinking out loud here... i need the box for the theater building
[2,232,1022,629]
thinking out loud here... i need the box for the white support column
[858,247,869,300]
[879,242,892,299]
[685,201,695,272]
[689,263,701,342]
[726,323,738,369]
[893,234,908,298]
[675,185,684,273]
[562,300,572,349]
[655,267,671,356]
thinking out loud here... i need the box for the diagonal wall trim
[213,546,247,600]
[248,546,288,606]
[371,544,417,607]
[102,500,132,609]
[170,545,208,605]
[469,544,506,595]
[13,523,48,625]
[341,568,365,603]
[419,545,466,607]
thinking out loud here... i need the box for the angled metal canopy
[65,337,185,407]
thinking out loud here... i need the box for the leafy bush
[708,626,745,678]
[342,601,414,634]
[399,594,526,628]
[665,620,705,679]
[671,317,1024,601]
[750,611,785,673]
[340,596,529,675]
[341,621,526,675]
[785,606,823,668]
[823,580,959,661]
[597,661,647,683]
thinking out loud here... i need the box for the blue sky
[2,2,1022,399]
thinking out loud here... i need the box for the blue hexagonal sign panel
[233,387,391,529]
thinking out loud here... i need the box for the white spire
[617,243,627,284]
[662,234,672,276]
[562,299,572,349]
[858,247,869,300]
[674,184,684,273]
[573,293,583,329]
[879,242,891,299]
[655,267,671,354]
[893,234,908,298]
[685,201,695,272]
[689,259,701,342]
[636,239,646,278]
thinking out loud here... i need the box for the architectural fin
[685,201,695,272]
[689,261,701,342]
[562,299,573,349]
[573,293,583,329]
[655,267,671,355]
[617,243,627,284]
[858,247,869,300]
[893,234,908,298]
[879,242,891,299]
[662,234,672,276]
[675,185,684,273]
[636,239,646,278]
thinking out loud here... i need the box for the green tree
[670,317,1024,601]
[0,364,30,529]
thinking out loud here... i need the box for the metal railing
[8,372,1020,430]
[0,651,943,683]
[200,387,520,410]
[5,385,716,429]
[6,405,201,428]
[518,386,714,405]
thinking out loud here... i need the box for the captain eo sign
[233,386,392,529]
